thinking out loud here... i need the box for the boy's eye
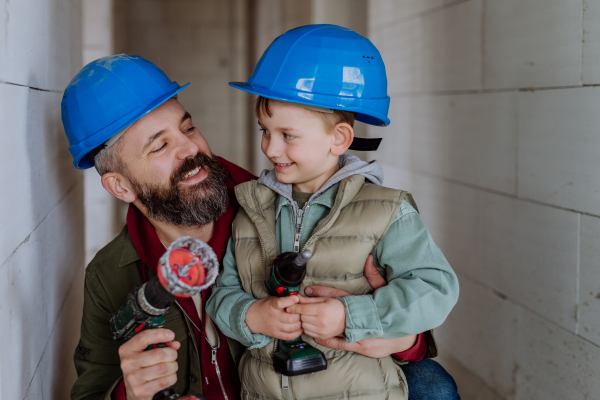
[283,133,295,140]
[260,128,269,135]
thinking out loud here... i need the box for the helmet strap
[349,137,382,151]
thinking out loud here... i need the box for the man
[63,55,459,400]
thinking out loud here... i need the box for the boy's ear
[101,172,137,204]
[331,123,354,156]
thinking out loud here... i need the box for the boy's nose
[264,137,284,159]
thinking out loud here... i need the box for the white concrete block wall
[0,0,84,398]
[369,0,600,398]
[122,0,251,173]
[82,0,123,265]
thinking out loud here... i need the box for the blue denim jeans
[400,359,461,400]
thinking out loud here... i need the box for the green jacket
[71,227,204,400]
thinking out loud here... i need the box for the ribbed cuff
[339,295,383,342]
[231,297,273,349]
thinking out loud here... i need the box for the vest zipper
[302,182,349,251]
[290,203,309,253]
[174,302,229,400]
[273,338,294,399]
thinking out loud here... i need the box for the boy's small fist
[287,297,346,339]
[245,296,303,340]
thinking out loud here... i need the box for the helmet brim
[229,81,390,127]
[74,82,190,169]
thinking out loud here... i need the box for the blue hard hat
[61,54,189,169]
[230,24,390,127]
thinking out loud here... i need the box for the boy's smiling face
[258,100,352,193]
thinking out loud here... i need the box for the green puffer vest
[232,175,417,400]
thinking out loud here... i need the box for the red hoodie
[112,157,425,400]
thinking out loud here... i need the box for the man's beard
[129,153,229,227]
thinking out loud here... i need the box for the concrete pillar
[82,0,123,264]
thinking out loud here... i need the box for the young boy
[206,25,459,400]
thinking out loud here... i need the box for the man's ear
[101,172,137,203]
[331,123,354,156]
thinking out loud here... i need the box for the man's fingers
[363,254,387,290]
[165,340,181,350]
[273,295,300,309]
[121,329,176,355]
[304,286,351,298]
[314,336,354,351]
[129,372,178,399]
[122,346,178,370]
[141,360,179,382]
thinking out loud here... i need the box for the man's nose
[174,132,200,160]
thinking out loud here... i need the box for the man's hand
[313,335,417,358]
[286,297,345,339]
[118,329,180,400]
[245,296,303,340]
[303,254,386,298]
[303,254,418,357]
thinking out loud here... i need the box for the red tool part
[158,248,205,296]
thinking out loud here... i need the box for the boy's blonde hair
[255,96,355,133]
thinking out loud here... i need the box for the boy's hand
[287,297,346,339]
[245,296,303,340]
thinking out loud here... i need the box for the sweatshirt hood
[257,154,384,206]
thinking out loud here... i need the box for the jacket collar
[118,230,140,268]
[274,182,341,220]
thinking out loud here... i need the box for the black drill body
[109,278,206,400]
[265,250,327,376]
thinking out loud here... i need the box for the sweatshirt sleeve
[206,237,273,349]
[339,200,459,342]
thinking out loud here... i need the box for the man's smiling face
[107,98,228,226]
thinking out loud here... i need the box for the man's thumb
[364,254,387,290]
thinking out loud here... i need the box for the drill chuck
[273,250,312,287]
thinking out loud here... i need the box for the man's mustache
[171,152,213,184]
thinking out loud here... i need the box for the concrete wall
[82,0,124,265]
[119,0,252,173]
[0,0,84,398]
[368,0,600,398]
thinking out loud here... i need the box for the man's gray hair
[93,137,126,176]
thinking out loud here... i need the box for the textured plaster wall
[0,0,84,398]
[82,0,123,265]
[119,0,252,174]
[368,0,600,398]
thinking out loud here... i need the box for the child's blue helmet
[230,24,390,150]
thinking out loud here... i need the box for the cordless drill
[110,237,219,400]
[265,250,328,376]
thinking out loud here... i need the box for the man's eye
[152,143,166,153]
[283,133,295,140]
[185,127,195,133]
